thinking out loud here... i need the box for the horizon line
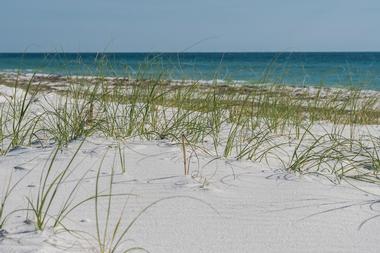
[1,51,380,54]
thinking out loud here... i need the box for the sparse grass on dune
[0,75,42,154]
[0,67,380,251]
[0,72,379,178]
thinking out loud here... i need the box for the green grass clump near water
[0,68,379,181]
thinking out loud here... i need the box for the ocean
[0,52,380,90]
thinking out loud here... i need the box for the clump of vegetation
[1,70,379,182]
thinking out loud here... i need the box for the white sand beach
[0,75,379,252]
[2,0,380,251]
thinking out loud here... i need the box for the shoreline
[1,71,380,98]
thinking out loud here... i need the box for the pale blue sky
[1,0,379,52]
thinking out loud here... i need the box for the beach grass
[0,71,379,181]
[0,66,380,251]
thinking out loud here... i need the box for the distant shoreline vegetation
[0,52,380,90]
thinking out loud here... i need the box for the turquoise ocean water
[0,52,380,90]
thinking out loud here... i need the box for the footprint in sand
[0,229,8,238]
[14,166,27,171]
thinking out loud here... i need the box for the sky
[0,0,379,52]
